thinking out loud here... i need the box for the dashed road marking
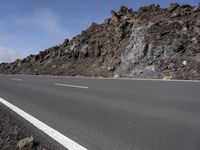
[54,83,89,89]
[11,78,23,81]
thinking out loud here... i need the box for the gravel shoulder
[0,106,47,150]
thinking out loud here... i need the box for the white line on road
[11,78,23,81]
[1,74,199,83]
[9,74,200,83]
[0,97,87,150]
[54,83,89,89]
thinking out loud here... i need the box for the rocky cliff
[1,3,200,80]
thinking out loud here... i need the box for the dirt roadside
[0,107,47,150]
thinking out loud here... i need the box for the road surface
[0,74,200,150]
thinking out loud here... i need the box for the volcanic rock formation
[1,3,200,80]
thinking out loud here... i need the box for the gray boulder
[168,3,180,12]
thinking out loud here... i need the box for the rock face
[0,4,200,80]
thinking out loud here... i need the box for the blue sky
[0,0,199,62]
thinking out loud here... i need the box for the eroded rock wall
[1,3,200,79]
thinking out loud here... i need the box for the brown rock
[168,3,180,12]
[193,3,200,12]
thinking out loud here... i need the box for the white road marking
[62,76,200,82]
[0,97,87,150]
[1,74,199,83]
[11,78,23,81]
[18,75,200,82]
[55,83,89,89]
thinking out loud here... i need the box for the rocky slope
[0,3,200,80]
[0,108,47,150]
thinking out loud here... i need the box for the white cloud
[0,8,69,63]
[34,8,69,40]
[0,47,27,63]
[13,8,69,40]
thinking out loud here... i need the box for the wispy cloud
[0,47,27,63]
[13,8,69,40]
[0,8,69,62]
[0,28,22,48]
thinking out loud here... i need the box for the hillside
[0,3,200,80]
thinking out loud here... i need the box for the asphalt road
[0,74,200,150]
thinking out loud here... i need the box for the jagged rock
[119,5,131,15]
[111,10,120,22]
[108,66,115,71]
[83,50,88,57]
[62,39,69,47]
[73,49,80,59]
[139,4,160,13]
[193,3,200,12]
[34,55,40,61]
[181,4,192,9]
[191,36,200,44]
[168,3,180,12]
[171,12,181,18]
[196,20,200,27]
[171,41,184,53]
[0,3,200,80]
[163,41,184,58]
[94,45,101,57]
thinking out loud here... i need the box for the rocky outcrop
[0,3,200,80]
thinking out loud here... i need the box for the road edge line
[0,97,87,150]
[1,74,199,82]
